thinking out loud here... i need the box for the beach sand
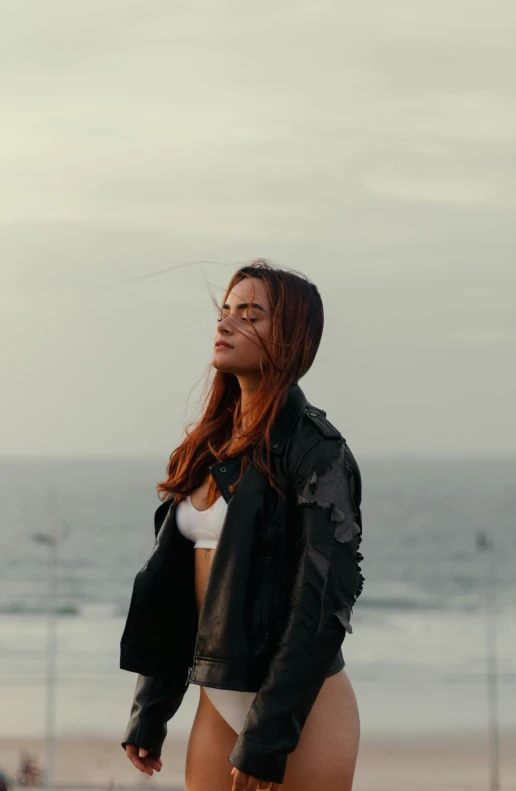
[1,729,516,790]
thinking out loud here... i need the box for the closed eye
[217,317,257,323]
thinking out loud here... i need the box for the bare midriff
[191,439,240,615]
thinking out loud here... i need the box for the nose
[217,314,233,333]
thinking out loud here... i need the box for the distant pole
[45,488,58,791]
[33,486,60,791]
[475,529,500,791]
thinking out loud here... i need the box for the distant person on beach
[16,752,42,787]
[120,260,365,790]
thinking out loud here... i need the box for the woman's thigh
[185,685,238,791]
[186,670,360,791]
[281,668,360,791]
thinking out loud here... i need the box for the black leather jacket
[120,382,364,785]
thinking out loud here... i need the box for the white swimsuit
[176,493,258,733]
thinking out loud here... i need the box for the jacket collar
[210,381,308,472]
[208,382,308,499]
[269,382,308,454]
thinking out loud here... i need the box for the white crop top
[176,493,228,549]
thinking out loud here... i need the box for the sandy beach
[1,729,516,790]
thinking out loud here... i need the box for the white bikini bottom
[203,663,344,733]
[203,685,258,734]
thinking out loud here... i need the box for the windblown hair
[156,259,324,506]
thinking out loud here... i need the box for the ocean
[1,455,515,741]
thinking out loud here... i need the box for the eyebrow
[221,302,266,312]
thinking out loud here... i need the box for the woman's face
[212,277,272,378]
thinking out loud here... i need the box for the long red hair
[156,259,324,506]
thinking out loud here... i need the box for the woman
[120,259,364,791]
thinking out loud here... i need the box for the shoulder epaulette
[303,405,342,440]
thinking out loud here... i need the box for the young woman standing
[121,260,364,790]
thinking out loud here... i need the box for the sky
[1,0,515,458]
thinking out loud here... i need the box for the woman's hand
[230,766,281,790]
[125,744,162,776]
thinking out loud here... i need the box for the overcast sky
[1,0,515,458]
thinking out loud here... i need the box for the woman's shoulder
[284,403,362,509]
[283,402,346,481]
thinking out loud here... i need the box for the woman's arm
[121,674,187,757]
[228,435,363,785]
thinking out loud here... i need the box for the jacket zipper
[186,666,193,686]
[263,554,273,654]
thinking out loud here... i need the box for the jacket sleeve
[121,674,187,758]
[228,435,364,785]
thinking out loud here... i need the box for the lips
[215,341,233,349]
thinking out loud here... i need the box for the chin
[212,358,234,373]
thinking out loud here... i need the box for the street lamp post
[475,529,500,791]
[33,486,61,791]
